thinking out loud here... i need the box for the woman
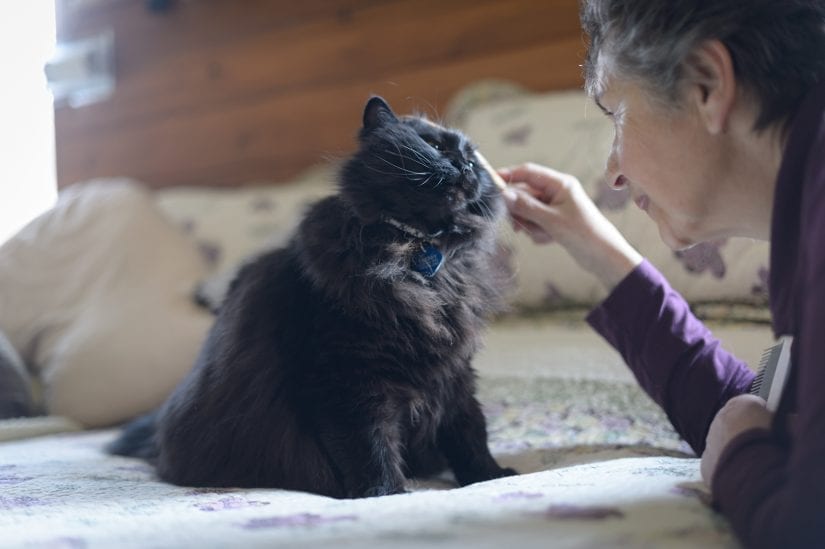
[500,1,825,547]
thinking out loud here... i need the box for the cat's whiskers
[391,149,434,177]
[398,144,432,166]
[474,196,496,221]
[417,173,435,187]
[392,142,407,171]
[375,156,430,177]
[375,152,440,185]
[366,165,417,178]
[387,142,434,167]
[367,164,430,185]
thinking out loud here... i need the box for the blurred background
[0,0,584,244]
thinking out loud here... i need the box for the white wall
[0,2,57,244]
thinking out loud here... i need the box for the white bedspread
[0,315,768,548]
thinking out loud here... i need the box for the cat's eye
[425,138,442,151]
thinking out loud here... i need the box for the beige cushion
[0,178,213,427]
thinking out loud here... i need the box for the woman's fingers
[503,186,553,223]
[510,214,554,244]
[701,394,773,487]
[498,163,572,201]
[498,162,643,291]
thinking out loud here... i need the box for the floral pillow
[448,84,770,309]
[154,164,337,276]
[155,86,770,313]
[154,166,338,310]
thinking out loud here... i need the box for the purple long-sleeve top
[586,78,825,548]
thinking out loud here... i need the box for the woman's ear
[686,39,736,135]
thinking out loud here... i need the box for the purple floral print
[240,513,357,530]
[674,240,727,278]
[0,495,49,510]
[502,124,532,146]
[195,496,270,512]
[540,504,624,520]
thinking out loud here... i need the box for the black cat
[108,96,516,498]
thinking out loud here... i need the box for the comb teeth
[750,370,766,395]
[750,347,774,395]
[474,151,508,192]
[747,336,794,412]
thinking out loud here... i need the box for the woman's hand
[701,394,773,488]
[499,163,643,292]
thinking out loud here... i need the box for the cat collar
[382,216,445,277]
[381,216,443,241]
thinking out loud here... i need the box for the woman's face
[598,77,730,250]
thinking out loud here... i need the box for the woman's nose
[605,143,627,189]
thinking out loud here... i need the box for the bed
[0,2,772,547]
[0,82,771,547]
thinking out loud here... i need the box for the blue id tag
[411,244,445,277]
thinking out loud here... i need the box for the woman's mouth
[634,195,650,212]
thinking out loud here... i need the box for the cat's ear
[363,96,398,131]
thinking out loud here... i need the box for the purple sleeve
[586,260,755,454]
[711,159,825,548]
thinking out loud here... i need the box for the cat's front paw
[455,465,519,486]
[359,484,408,499]
[494,466,519,479]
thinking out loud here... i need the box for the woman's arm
[586,260,755,454]
[501,162,755,454]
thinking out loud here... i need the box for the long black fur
[107,96,516,498]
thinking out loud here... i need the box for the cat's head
[339,96,503,239]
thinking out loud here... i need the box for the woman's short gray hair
[580,0,825,130]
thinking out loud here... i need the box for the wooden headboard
[55,0,585,189]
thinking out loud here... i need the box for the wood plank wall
[55,0,585,188]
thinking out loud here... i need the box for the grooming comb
[474,150,508,192]
[750,335,793,412]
